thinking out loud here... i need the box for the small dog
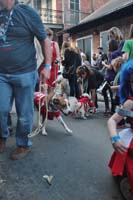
[54,93,95,119]
[53,74,70,98]
[34,92,72,136]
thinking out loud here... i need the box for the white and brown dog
[60,93,96,119]
[33,92,72,136]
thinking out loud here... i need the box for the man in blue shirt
[0,0,51,159]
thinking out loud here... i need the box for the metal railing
[39,8,89,25]
[64,9,89,25]
[39,8,63,24]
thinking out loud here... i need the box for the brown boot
[11,146,30,160]
[0,138,6,153]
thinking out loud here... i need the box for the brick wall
[56,0,62,11]
[80,0,109,14]
[80,0,91,14]
[94,0,109,11]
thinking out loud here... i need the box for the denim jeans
[0,70,37,147]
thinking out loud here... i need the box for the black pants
[102,82,115,113]
[69,76,80,99]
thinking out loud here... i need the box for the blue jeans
[0,71,37,147]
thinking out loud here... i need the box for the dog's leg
[41,114,48,136]
[57,116,72,134]
[42,125,48,136]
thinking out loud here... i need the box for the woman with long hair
[38,28,60,100]
[101,27,125,115]
[63,46,81,98]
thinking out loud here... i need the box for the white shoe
[97,81,107,94]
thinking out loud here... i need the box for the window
[70,0,79,11]
[70,0,80,24]
[77,36,93,63]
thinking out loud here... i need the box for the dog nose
[68,111,72,115]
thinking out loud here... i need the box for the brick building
[26,0,91,45]
[62,0,133,63]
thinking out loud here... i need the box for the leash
[28,83,48,138]
[41,83,48,135]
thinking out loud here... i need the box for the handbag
[63,65,75,79]
[63,57,77,79]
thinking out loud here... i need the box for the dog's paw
[82,116,87,119]
[66,128,73,134]
[42,129,48,136]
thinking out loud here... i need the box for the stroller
[109,107,133,200]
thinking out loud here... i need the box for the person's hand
[40,68,51,83]
[113,140,127,154]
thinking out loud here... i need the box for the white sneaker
[97,87,102,94]
[97,81,107,94]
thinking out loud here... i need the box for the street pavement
[0,102,123,200]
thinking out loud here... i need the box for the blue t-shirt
[119,59,133,104]
[0,4,47,74]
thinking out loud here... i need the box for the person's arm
[102,61,112,69]
[39,38,52,82]
[108,99,133,153]
[22,5,52,82]
[122,52,129,61]
[107,113,127,154]
[55,42,60,63]
[122,40,129,61]
[111,85,120,92]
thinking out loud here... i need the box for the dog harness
[34,92,60,120]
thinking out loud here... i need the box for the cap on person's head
[97,47,103,50]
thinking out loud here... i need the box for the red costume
[78,96,95,111]
[46,41,58,87]
[34,92,60,121]
[38,41,58,87]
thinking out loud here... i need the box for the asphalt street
[0,102,123,200]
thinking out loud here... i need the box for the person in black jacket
[62,47,81,98]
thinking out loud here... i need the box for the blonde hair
[109,27,123,45]
[61,41,71,59]
[111,56,124,72]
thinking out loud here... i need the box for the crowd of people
[0,0,133,178]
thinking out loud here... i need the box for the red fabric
[45,41,58,87]
[108,151,127,176]
[34,92,45,107]
[126,140,133,195]
[109,140,133,196]
[34,92,61,120]
[78,96,95,110]
[129,97,133,101]
[41,105,60,120]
